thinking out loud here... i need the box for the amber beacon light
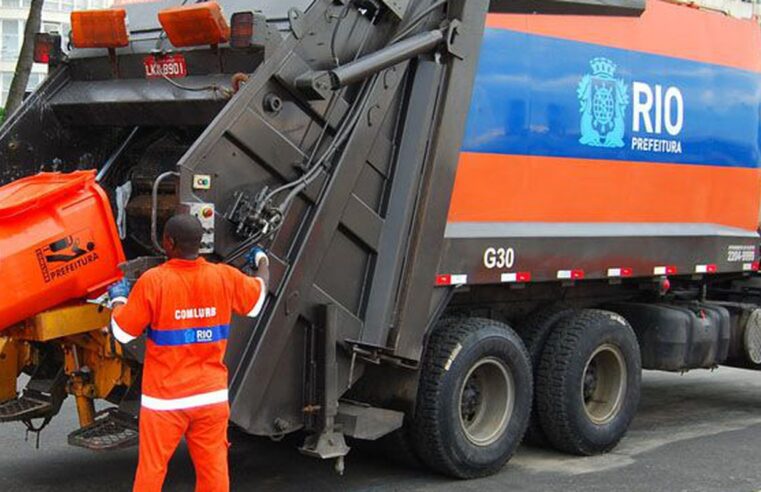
[70,9,129,49]
[158,1,230,48]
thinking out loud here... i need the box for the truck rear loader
[0,0,759,479]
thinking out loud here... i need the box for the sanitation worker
[106,213,269,492]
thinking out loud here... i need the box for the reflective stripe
[247,277,267,318]
[111,317,137,344]
[147,325,230,346]
[141,389,228,411]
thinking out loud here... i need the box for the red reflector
[33,33,53,64]
[607,267,632,278]
[660,277,671,293]
[230,11,254,48]
[435,274,451,286]
[435,274,467,286]
[502,272,531,283]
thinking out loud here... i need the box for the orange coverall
[111,258,265,492]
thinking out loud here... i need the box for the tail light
[230,11,254,48]
[157,1,230,48]
[70,9,129,49]
[33,32,63,64]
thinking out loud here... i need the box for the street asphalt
[1,367,761,491]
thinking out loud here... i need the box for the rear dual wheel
[536,309,641,455]
[515,305,575,445]
[412,318,532,478]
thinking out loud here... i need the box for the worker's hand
[245,246,269,269]
[107,279,131,308]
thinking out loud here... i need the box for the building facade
[0,0,111,106]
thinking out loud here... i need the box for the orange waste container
[0,171,125,330]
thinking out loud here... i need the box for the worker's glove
[107,279,131,308]
[245,246,269,269]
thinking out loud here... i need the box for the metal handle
[151,171,179,254]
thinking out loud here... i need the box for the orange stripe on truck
[448,152,761,231]
[487,0,761,73]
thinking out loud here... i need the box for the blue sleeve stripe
[147,324,230,346]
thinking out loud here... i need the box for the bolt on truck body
[0,0,760,479]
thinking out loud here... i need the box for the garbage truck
[0,0,760,479]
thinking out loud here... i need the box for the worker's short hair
[163,214,203,255]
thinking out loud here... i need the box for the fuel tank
[0,171,125,330]
[607,302,731,371]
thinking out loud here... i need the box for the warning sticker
[35,229,100,283]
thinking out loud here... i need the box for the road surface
[1,367,761,491]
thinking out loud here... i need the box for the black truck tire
[412,317,532,478]
[536,309,641,456]
[516,305,575,446]
[378,421,422,468]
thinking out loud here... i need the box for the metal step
[0,390,55,423]
[68,409,138,451]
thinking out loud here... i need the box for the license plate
[143,54,188,79]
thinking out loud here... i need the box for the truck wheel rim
[458,357,515,447]
[581,344,627,425]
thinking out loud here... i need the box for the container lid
[0,170,95,218]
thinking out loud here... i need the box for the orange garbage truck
[0,0,760,478]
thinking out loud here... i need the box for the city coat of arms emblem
[577,57,628,148]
